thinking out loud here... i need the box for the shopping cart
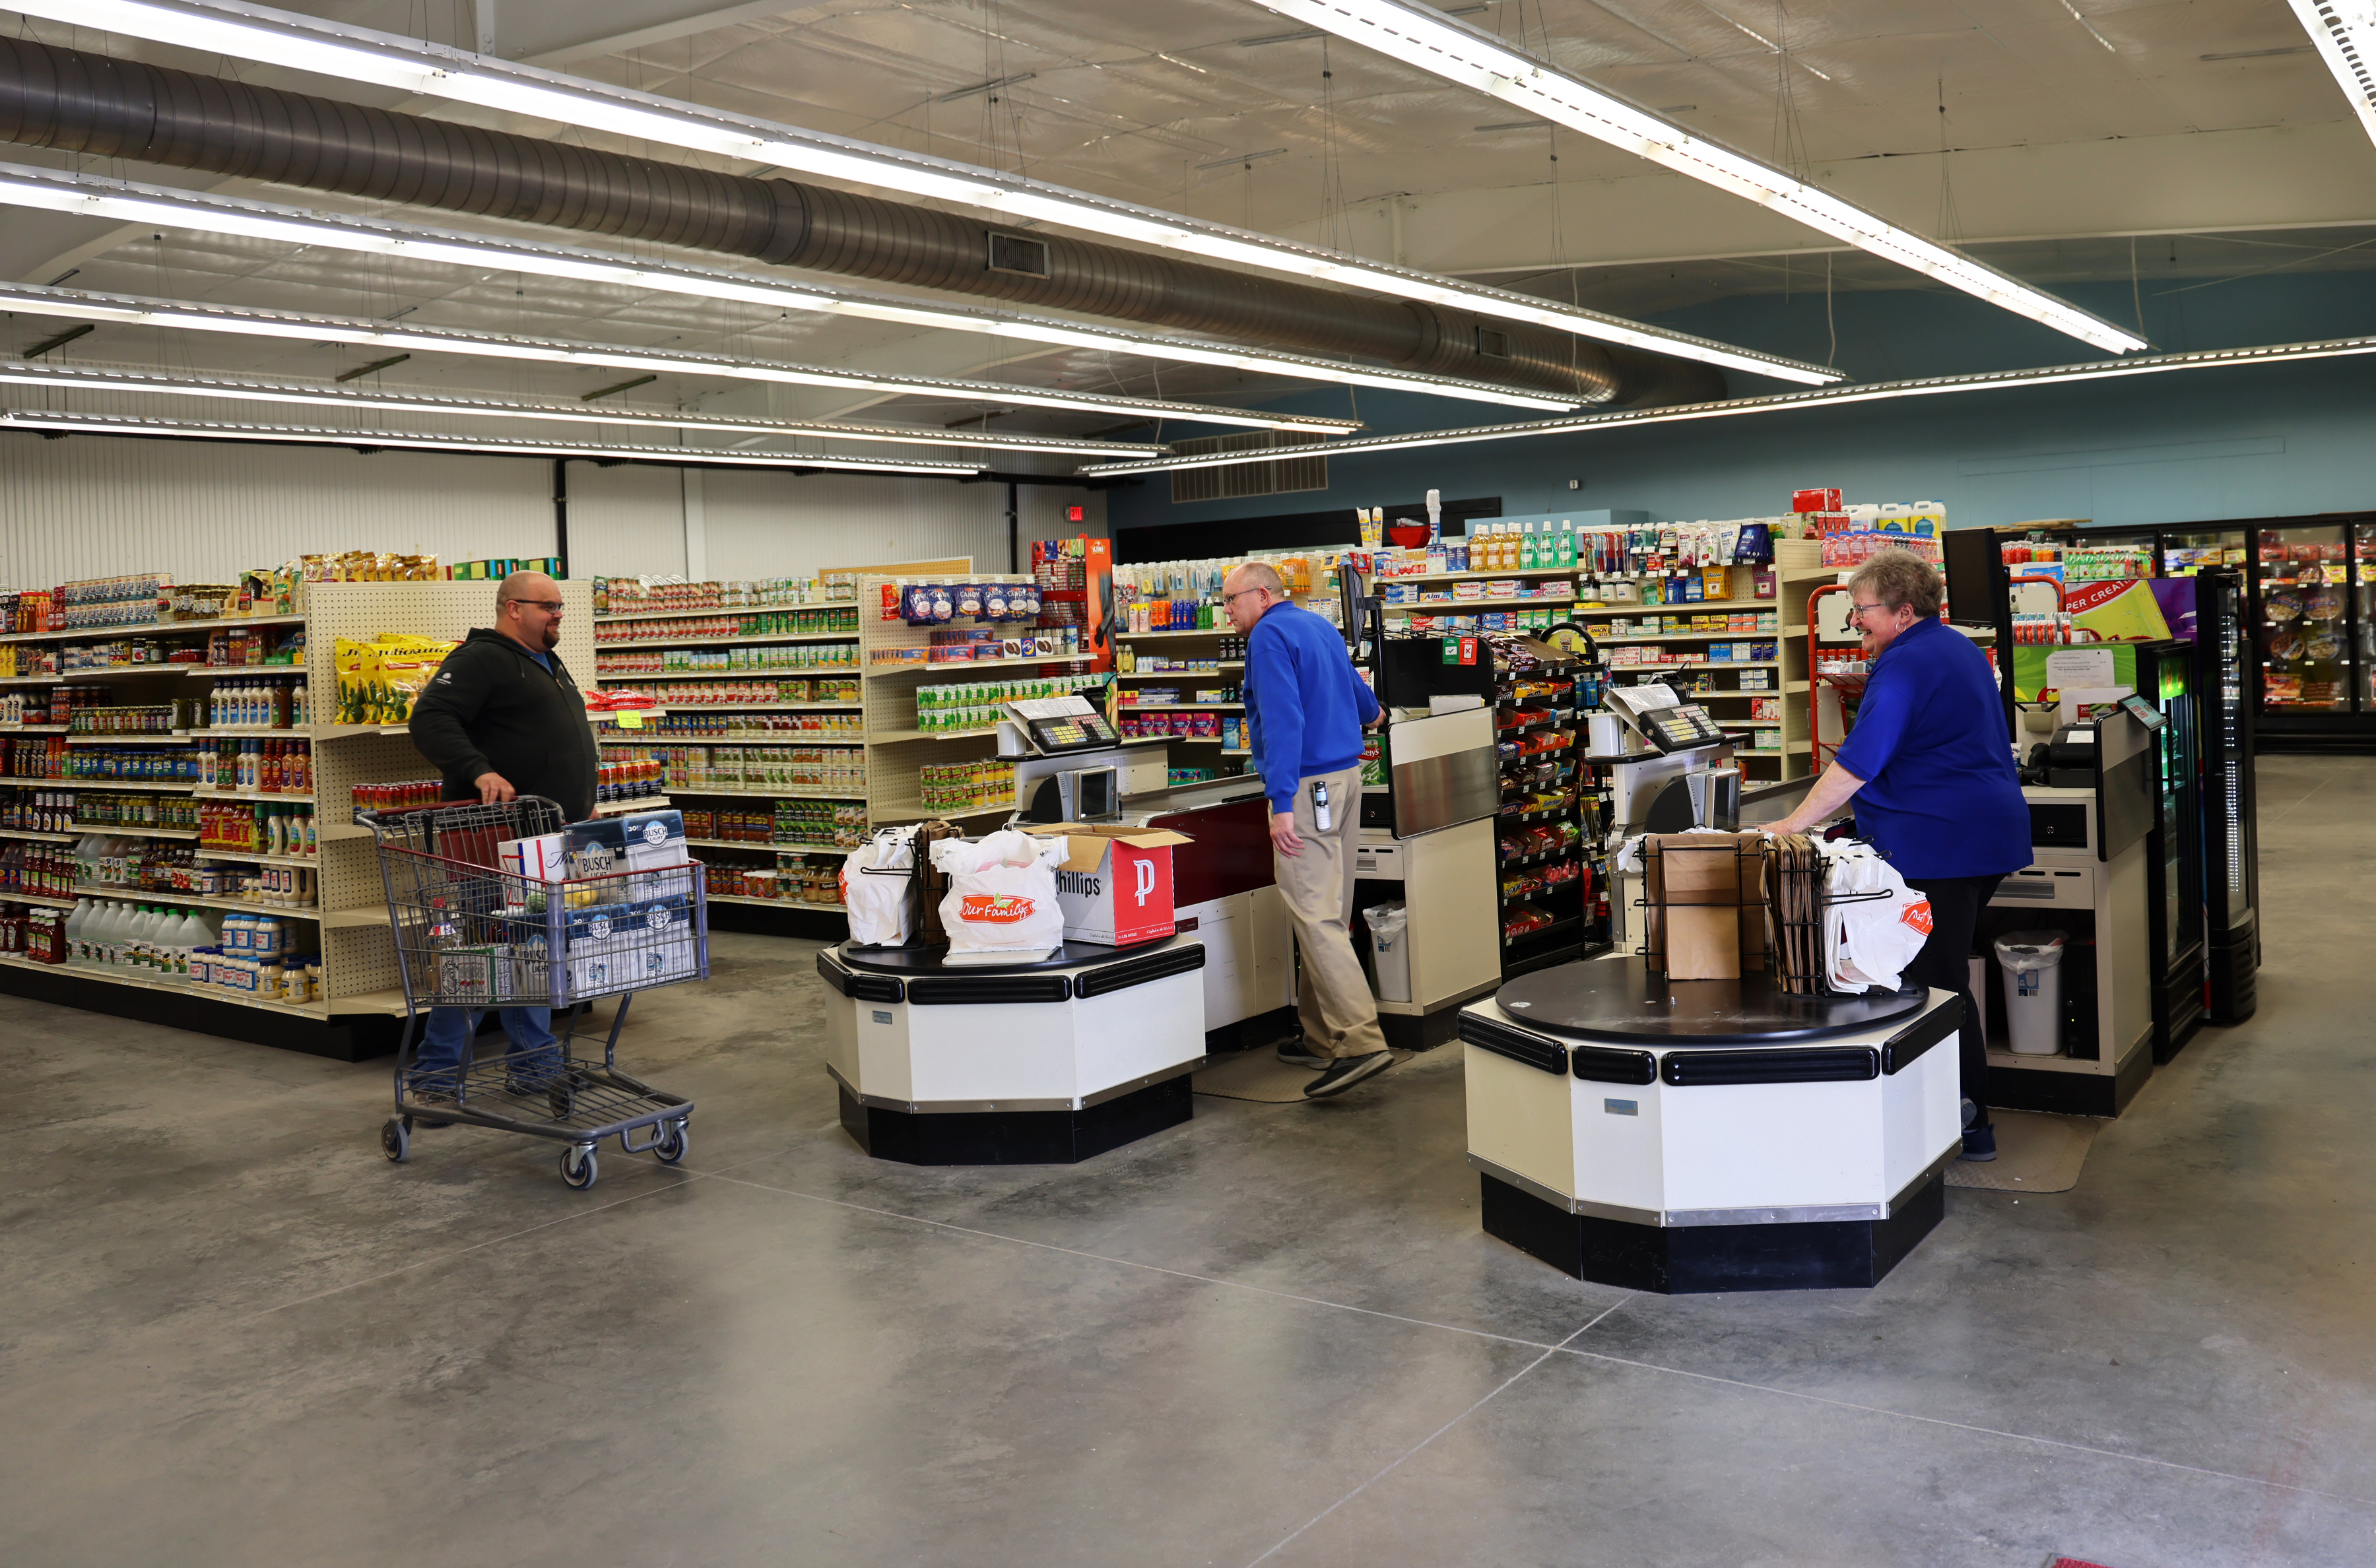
[360,797,709,1190]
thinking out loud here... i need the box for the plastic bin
[1368,903,1410,1003]
[1995,932,2068,1055]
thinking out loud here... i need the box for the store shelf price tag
[616,711,645,731]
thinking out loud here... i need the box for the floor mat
[1946,1109,2102,1194]
[1192,1050,1320,1103]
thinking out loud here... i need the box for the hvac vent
[987,232,1050,277]
[1474,326,1512,360]
[1170,431,1329,504]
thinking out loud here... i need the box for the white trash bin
[1368,903,1411,1002]
[1995,932,2068,1055]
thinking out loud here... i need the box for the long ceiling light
[0,166,1579,413]
[0,281,1362,435]
[1072,334,2376,476]
[0,408,983,473]
[1232,0,2150,358]
[2286,0,2376,146]
[6,0,1845,388]
[0,360,1165,456]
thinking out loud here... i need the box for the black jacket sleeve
[406,643,497,783]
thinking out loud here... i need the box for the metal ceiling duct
[0,38,1721,408]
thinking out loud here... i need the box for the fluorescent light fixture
[0,164,1577,412]
[0,281,1361,434]
[1233,0,2150,357]
[0,408,984,473]
[7,0,1843,387]
[1073,334,2376,476]
[0,360,1167,455]
[2286,0,2376,146]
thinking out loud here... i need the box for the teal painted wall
[1111,271,2376,538]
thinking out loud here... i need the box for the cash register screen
[1008,693,1117,754]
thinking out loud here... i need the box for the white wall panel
[0,430,552,587]
[565,461,688,580]
[699,469,1006,579]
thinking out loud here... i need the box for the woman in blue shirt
[1768,549,2030,1161]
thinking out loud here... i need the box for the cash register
[1000,693,1125,824]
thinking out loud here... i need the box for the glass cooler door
[2255,523,2350,711]
[2357,523,2376,709]
[2162,529,2248,579]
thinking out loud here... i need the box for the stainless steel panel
[1392,743,1499,837]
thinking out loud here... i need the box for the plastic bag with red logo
[1818,841,1930,993]
[929,829,1067,954]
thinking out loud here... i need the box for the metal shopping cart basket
[360,797,709,1189]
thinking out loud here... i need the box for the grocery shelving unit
[0,577,600,1059]
[589,593,864,925]
[857,573,1105,827]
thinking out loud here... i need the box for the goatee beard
[543,623,561,650]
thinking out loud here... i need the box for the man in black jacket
[403,571,601,1103]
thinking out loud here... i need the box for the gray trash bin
[1368,903,1410,1003]
[1995,931,2068,1055]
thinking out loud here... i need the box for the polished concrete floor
[5,754,2373,1567]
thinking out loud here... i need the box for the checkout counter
[1457,682,1965,1293]
[818,694,1210,1165]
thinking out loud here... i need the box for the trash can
[1995,931,2068,1055]
[1368,903,1411,1002]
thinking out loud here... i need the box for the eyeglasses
[1223,587,1269,606]
[508,599,566,613]
[1850,602,1890,619]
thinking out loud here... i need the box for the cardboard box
[499,832,567,882]
[1036,824,1194,947]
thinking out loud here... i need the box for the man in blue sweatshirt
[1224,562,1394,1099]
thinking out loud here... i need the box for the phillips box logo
[960,894,1036,923]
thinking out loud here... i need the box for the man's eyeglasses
[1223,587,1269,606]
[508,599,566,614]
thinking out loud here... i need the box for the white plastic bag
[1819,842,1931,992]
[840,826,919,947]
[931,830,1066,954]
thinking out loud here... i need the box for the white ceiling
[0,0,2365,457]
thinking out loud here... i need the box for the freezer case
[2253,516,2374,751]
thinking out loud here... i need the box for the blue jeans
[414,1007,562,1090]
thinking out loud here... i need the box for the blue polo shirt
[1832,616,2031,880]
[1243,600,1380,814]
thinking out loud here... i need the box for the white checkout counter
[818,935,1207,1165]
[1461,960,1964,1291]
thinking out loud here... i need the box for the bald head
[1222,562,1288,634]
[495,570,564,653]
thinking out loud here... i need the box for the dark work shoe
[1276,1039,1329,1068]
[410,1089,456,1129]
[1960,1123,1998,1162]
[1304,1051,1396,1100]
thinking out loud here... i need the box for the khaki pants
[1274,766,1389,1061]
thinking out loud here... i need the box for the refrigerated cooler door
[2357,523,2376,710]
[2256,523,2350,710]
[2161,529,2248,579]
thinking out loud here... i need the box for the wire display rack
[360,795,708,1189]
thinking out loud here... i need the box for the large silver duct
[0,38,1723,408]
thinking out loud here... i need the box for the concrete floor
[4,754,2373,1567]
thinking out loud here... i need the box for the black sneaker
[1304,1051,1396,1099]
[1276,1039,1328,1068]
[1960,1123,1998,1162]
